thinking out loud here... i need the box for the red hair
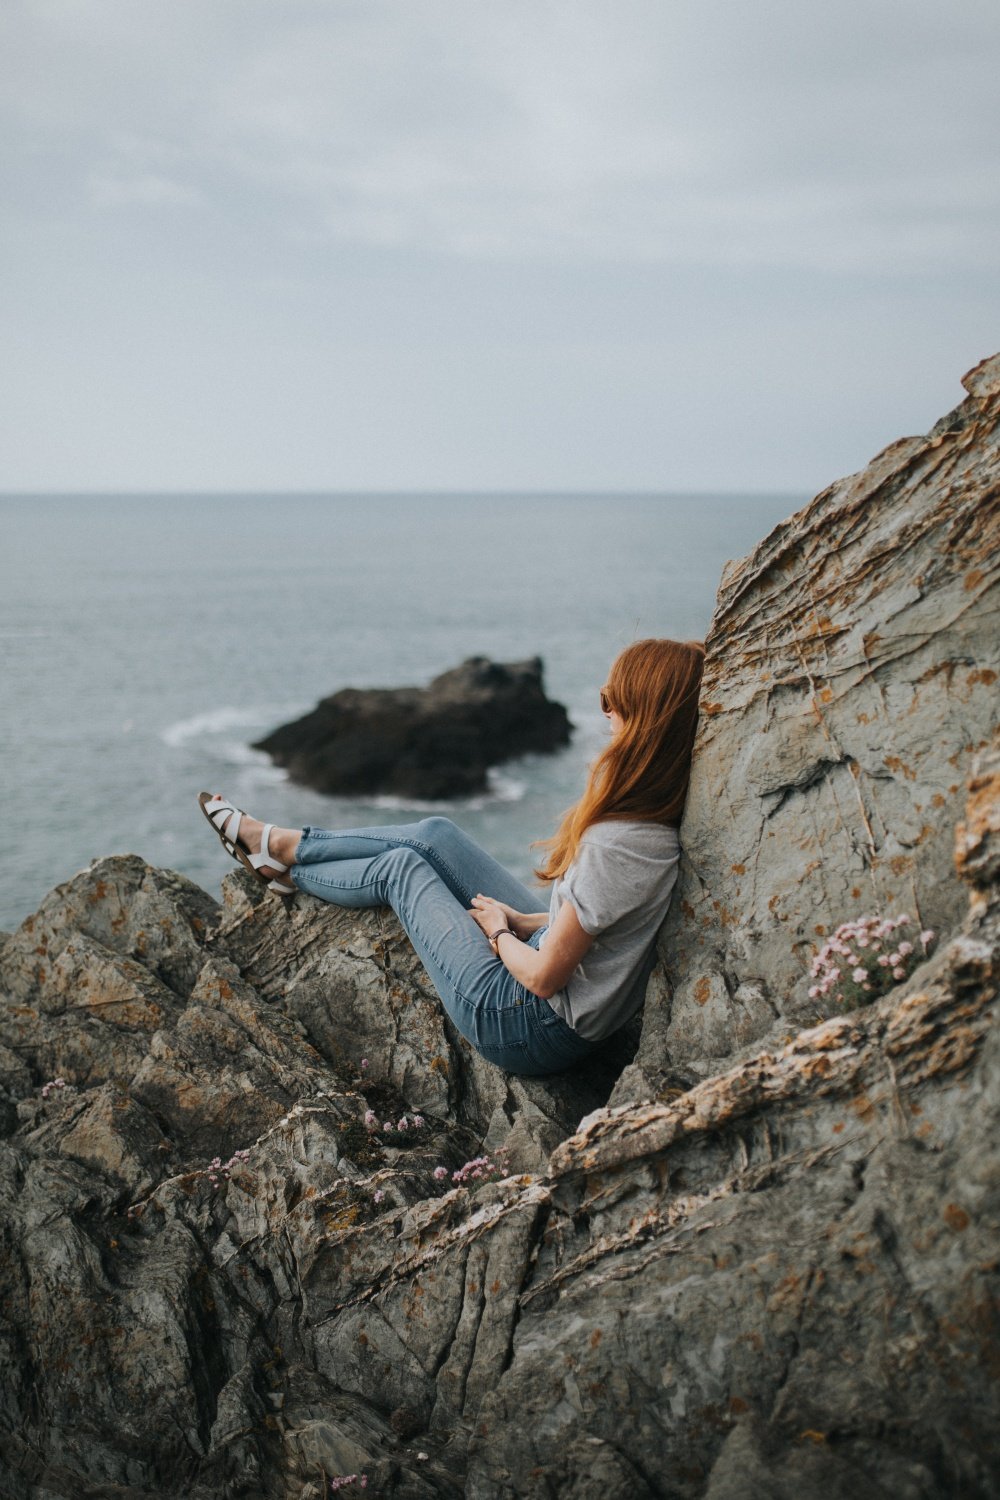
[535,638,705,882]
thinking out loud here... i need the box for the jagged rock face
[619,353,1000,1095]
[0,359,998,1499]
[0,858,633,1498]
[252,656,572,799]
[0,745,996,1499]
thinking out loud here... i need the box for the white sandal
[197,792,296,903]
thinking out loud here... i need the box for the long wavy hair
[535,638,705,882]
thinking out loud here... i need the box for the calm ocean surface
[1,493,802,932]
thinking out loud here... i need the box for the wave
[369,767,527,815]
[161,703,303,749]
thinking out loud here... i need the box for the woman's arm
[469,895,594,1000]
[479,901,549,939]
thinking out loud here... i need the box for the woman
[199,638,704,1076]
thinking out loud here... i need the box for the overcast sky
[1,0,997,492]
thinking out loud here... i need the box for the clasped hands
[468,894,524,940]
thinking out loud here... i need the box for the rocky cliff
[615,352,1000,1102]
[0,356,998,1500]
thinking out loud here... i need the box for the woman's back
[542,819,681,1040]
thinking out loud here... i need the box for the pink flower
[897,941,913,956]
[412,1115,425,1128]
[920,930,935,946]
[877,955,890,967]
[373,1189,385,1204]
[852,967,867,983]
[383,1121,394,1132]
[893,967,906,980]
[433,1166,448,1180]
[364,1110,378,1128]
[360,1058,369,1070]
[808,985,820,999]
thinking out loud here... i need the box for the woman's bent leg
[293,816,536,912]
[292,843,536,1065]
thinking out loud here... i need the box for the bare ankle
[275,827,302,866]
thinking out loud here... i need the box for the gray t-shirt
[541,819,681,1041]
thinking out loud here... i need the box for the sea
[0,492,803,933]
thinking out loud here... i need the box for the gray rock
[614,351,1000,1100]
[1,357,998,1499]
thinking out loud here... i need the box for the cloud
[3,0,998,271]
[87,171,203,208]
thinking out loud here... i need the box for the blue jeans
[290,816,598,1076]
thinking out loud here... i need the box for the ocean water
[0,493,802,932]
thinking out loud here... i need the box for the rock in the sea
[252,655,572,799]
[1,357,998,1499]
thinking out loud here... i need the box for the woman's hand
[468,894,515,938]
[470,896,595,998]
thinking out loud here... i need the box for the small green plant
[809,913,935,1010]
[40,1077,75,1099]
[363,1108,426,1144]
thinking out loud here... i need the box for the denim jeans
[290,816,598,1076]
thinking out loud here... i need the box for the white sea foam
[369,767,528,814]
[486,769,527,802]
[162,706,263,748]
[161,704,303,749]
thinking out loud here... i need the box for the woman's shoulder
[581,819,680,856]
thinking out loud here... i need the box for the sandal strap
[249,824,288,874]
[206,797,239,840]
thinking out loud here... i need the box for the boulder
[252,655,572,799]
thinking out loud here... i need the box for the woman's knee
[416,815,459,849]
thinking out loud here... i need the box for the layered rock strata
[614,352,1000,1102]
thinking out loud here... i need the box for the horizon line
[0,485,810,499]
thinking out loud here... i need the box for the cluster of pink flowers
[808,913,935,1010]
[328,1476,367,1492]
[207,1148,252,1187]
[364,1110,425,1134]
[40,1077,71,1098]
[449,1151,509,1186]
[372,1188,385,1204]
